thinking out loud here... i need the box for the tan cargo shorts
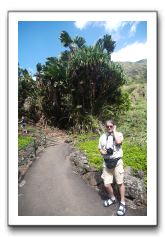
[101,159,124,185]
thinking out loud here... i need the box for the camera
[106,148,114,155]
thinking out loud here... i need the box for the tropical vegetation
[18,31,130,130]
[18,31,147,178]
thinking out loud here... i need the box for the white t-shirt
[98,132,124,159]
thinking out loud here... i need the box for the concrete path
[18,143,147,216]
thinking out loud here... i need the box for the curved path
[18,143,147,216]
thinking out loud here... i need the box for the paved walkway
[18,143,147,216]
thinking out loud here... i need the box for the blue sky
[18,21,147,75]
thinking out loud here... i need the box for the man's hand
[113,125,123,145]
[113,125,117,133]
[100,148,107,155]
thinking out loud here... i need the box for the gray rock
[77,167,86,175]
[134,170,144,179]
[124,173,147,205]
[83,165,98,172]
[83,171,102,186]
[81,156,87,160]
[124,166,134,176]
[82,159,88,164]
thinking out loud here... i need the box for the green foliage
[66,47,128,128]
[99,90,131,122]
[20,31,128,131]
[118,83,147,145]
[18,31,145,136]
[95,34,116,59]
[18,65,41,122]
[59,31,73,49]
[122,140,147,172]
[73,35,86,48]
[118,59,147,84]
[76,135,103,170]
[18,135,33,150]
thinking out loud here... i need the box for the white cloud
[74,20,128,32]
[129,21,139,36]
[103,21,127,32]
[111,41,147,62]
[74,21,89,30]
[74,21,139,38]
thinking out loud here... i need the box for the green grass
[18,135,33,150]
[122,140,147,172]
[76,135,102,170]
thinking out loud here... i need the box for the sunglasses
[106,125,113,128]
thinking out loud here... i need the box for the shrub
[76,135,103,170]
[123,140,147,173]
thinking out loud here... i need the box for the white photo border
[8,11,157,226]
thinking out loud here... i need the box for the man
[98,119,126,216]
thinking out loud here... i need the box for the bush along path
[18,128,147,216]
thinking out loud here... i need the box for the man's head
[105,119,115,133]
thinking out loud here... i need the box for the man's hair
[105,119,115,126]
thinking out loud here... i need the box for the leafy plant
[122,140,147,172]
[76,135,103,170]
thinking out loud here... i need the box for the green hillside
[118,59,147,84]
[117,59,147,145]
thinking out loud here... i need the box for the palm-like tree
[59,31,86,52]
[103,34,116,55]
[68,46,111,114]
[73,36,86,49]
[59,31,73,49]
[35,63,43,85]
[95,34,116,60]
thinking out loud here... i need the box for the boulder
[124,173,147,205]
[124,166,134,176]
[83,171,102,186]
[134,170,145,179]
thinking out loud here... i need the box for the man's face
[106,122,114,133]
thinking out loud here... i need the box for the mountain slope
[117,59,147,145]
[118,59,147,83]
